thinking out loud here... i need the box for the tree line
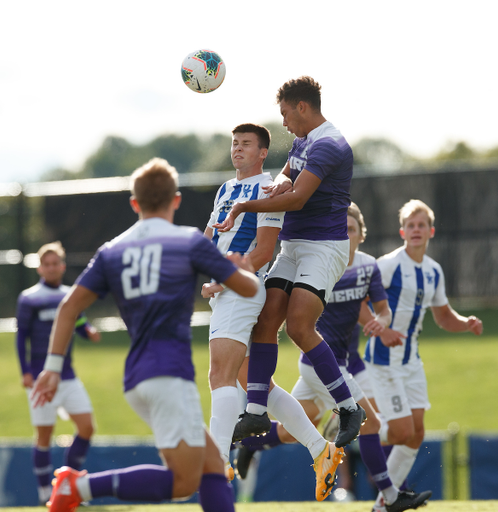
[40,123,498,181]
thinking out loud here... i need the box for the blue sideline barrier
[469,434,498,499]
[0,436,443,506]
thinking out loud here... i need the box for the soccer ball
[181,49,226,93]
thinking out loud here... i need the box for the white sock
[382,484,399,505]
[75,475,91,502]
[336,397,357,411]
[246,402,267,415]
[267,385,327,460]
[210,386,241,461]
[387,444,419,487]
[38,485,52,503]
[379,416,389,444]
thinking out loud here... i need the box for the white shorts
[125,376,206,449]
[353,368,375,400]
[27,378,93,427]
[365,361,431,421]
[291,362,365,420]
[209,281,266,350]
[267,239,349,303]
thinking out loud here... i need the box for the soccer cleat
[234,445,256,480]
[313,442,344,501]
[322,411,340,441]
[333,403,367,448]
[385,490,432,512]
[224,462,234,482]
[232,411,271,442]
[47,466,86,512]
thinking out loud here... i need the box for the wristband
[44,354,64,373]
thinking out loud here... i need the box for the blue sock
[198,473,234,512]
[305,341,352,404]
[33,446,52,488]
[246,342,278,410]
[64,435,90,470]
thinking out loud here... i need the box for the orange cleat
[313,442,344,501]
[47,466,87,512]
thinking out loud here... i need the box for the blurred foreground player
[16,241,100,504]
[32,158,259,512]
[365,199,482,512]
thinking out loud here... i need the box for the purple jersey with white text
[280,121,353,241]
[76,218,237,392]
[301,251,386,366]
[16,280,90,380]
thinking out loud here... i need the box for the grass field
[2,308,497,437]
[3,501,498,511]
[1,308,496,504]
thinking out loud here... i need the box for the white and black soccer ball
[181,49,226,93]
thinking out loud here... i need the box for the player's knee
[360,413,380,434]
[388,424,414,445]
[285,318,313,343]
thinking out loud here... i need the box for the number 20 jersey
[364,246,448,367]
[76,218,237,392]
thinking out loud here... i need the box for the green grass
[1,309,497,437]
[2,501,498,511]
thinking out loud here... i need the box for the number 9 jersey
[364,246,448,367]
[76,217,237,392]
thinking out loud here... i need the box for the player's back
[77,217,236,391]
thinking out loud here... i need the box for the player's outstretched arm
[214,169,321,232]
[431,304,483,335]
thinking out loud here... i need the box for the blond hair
[348,202,367,240]
[131,158,179,213]
[398,199,435,228]
[38,241,66,263]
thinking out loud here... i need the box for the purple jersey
[301,251,387,366]
[280,121,353,241]
[345,324,365,376]
[76,218,237,392]
[16,280,90,380]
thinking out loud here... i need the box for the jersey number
[121,244,162,299]
[356,265,374,286]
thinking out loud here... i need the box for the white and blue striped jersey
[207,172,284,276]
[364,246,448,366]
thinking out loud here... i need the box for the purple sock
[240,421,282,451]
[246,342,278,409]
[89,464,173,502]
[359,434,393,491]
[33,447,52,487]
[64,435,90,470]
[198,473,234,512]
[305,341,352,404]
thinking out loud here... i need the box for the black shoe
[232,411,271,442]
[333,403,366,448]
[234,445,256,479]
[386,490,432,512]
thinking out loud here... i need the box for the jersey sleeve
[256,177,284,229]
[376,255,397,289]
[305,139,344,181]
[76,246,110,298]
[431,264,449,307]
[367,262,389,303]
[190,232,238,284]
[207,185,223,229]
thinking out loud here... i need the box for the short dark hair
[232,123,271,149]
[276,76,322,111]
[131,158,179,213]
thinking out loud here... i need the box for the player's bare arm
[31,285,98,407]
[222,254,259,297]
[246,226,281,272]
[361,299,393,339]
[431,304,483,335]
[214,168,321,232]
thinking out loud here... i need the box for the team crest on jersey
[425,272,434,284]
[242,184,252,198]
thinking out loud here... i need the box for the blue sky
[1,0,497,183]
